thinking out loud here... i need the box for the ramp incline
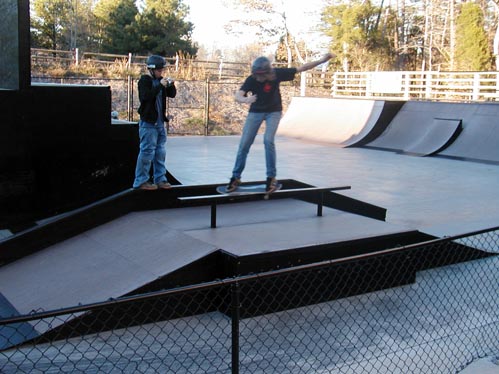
[278,97,400,146]
[364,114,462,156]
[0,212,219,347]
[438,103,499,163]
[362,101,499,163]
[403,118,462,156]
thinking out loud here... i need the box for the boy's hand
[161,77,174,87]
[246,94,257,104]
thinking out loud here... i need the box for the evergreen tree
[455,2,492,71]
[136,0,197,57]
[31,0,72,50]
[322,0,396,71]
[32,0,98,52]
[94,0,140,53]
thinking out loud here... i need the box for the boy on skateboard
[226,52,334,193]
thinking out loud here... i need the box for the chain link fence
[31,74,329,137]
[1,226,498,373]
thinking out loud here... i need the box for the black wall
[0,84,138,232]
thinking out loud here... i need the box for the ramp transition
[278,97,402,147]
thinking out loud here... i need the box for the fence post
[366,72,372,98]
[204,77,210,136]
[231,282,240,374]
[219,58,224,80]
[127,74,133,121]
[473,73,479,101]
[331,72,337,97]
[300,72,306,96]
[425,72,432,99]
[404,73,410,100]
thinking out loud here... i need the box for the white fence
[329,71,499,102]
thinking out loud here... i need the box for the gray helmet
[146,55,166,69]
[251,56,271,74]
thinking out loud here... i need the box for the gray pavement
[167,134,499,237]
[460,358,499,374]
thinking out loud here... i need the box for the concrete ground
[459,357,499,374]
[167,134,499,238]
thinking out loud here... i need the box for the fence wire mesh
[1,226,498,373]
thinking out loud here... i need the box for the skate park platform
[1,98,499,350]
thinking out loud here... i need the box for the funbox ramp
[437,103,499,163]
[363,101,499,163]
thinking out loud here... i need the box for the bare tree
[223,0,308,65]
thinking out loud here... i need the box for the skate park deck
[1,98,498,349]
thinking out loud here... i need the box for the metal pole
[317,191,324,216]
[231,282,240,374]
[211,203,217,228]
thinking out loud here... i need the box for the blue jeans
[232,111,282,179]
[133,121,168,188]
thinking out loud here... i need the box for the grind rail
[178,186,351,228]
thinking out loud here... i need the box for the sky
[183,0,330,53]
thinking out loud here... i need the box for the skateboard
[216,183,282,199]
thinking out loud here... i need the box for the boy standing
[133,55,176,190]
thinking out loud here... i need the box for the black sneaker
[266,177,278,193]
[226,177,241,192]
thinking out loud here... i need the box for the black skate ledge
[178,185,352,228]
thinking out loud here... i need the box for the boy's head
[146,55,167,78]
[251,56,274,81]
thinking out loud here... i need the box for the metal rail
[178,186,351,228]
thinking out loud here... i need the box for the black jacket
[137,74,177,123]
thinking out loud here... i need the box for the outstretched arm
[296,53,335,73]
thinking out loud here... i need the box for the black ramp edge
[345,100,405,148]
[403,118,462,156]
[0,293,39,351]
[299,191,387,221]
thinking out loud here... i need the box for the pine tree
[94,0,140,53]
[135,0,197,57]
[31,0,72,50]
[322,0,396,71]
[455,2,492,71]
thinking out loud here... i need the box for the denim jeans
[232,111,282,179]
[133,121,168,188]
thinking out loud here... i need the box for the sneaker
[137,182,158,190]
[157,181,172,189]
[266,177,278,193]
[226,177,241,192]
